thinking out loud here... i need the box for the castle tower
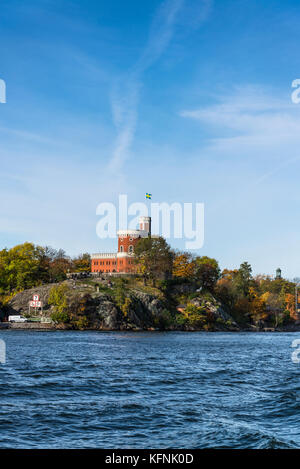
[91,216,152,274]
[139,216,151,237]
[276,268,282,279]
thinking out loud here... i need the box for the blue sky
[1,0,300,277]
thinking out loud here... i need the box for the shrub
[51,310,70,324]
[153,309,173,329]
[216,317,225,325]
[185,303,207,328]
[120,297,132,318]
[74,316,89,330]
[225,320,234,328]
[49,284,70,324]
[175,313,187,326]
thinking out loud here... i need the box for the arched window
[128,245,134,254]
[120,245,123,252]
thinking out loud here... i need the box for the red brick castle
[91,216,151,274]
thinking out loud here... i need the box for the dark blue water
[0,331,299,448]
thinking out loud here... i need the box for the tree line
[0,239,298,327]
[135,237,297,327]
[0,242,90,295]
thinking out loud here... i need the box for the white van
[8,315,28,323]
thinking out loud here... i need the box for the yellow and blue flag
[145,193,152,200]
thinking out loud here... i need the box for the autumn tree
[36,246,71,283]
[173,252,195,279]
[285,293,296,320]
[249,289,267,324]
[48,249,72,282]
[72,253,91,272]
[215,277,236,309]
[264,293,284,327]
[232,297,252,325]
[221,269,239,280]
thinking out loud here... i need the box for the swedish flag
[145,193,152,200]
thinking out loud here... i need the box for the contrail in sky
[109,0,212,172]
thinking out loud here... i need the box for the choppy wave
[0,331,299,448]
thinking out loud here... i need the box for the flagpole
[145,193,152,236]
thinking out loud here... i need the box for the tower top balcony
[117,229,141,238]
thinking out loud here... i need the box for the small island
[0,239,298,332]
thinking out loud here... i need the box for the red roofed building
[91,217,151,274]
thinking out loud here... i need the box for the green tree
[48,284,70,323]
[194,256,220,291]
[135,237,174,286]
[0,243,45,292]
[234,262,253,297]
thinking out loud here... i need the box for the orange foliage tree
[285,293,296,320]
[173,253,195,279]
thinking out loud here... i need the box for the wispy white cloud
[109,76,140,171]
[135,0,184,74]
[109,0,212,172]
[0,126,57,144]
[180,84,300,208]
[180,85,300,147]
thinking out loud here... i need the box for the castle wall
[91,255,136,274]
[91,256,118,273]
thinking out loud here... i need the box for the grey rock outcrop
[91,294,122,329]
[7,283,59,315]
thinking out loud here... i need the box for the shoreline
[1,323,300,332]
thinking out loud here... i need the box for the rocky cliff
[5,278,238,331]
